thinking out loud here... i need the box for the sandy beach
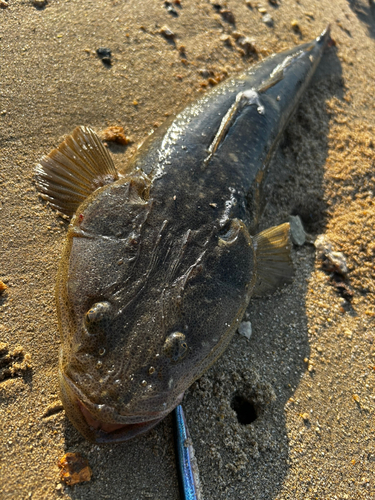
[1,0,375,498]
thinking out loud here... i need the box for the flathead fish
[35,27,331,443]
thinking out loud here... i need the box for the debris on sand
[57,453,92,486]
[31,0,48,7]
[0,343,32,381]
[101,126,130,145]
[315,235,353,300]
[315,235,348,277]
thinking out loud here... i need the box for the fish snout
[59,369,184,443]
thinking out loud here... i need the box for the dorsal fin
[35,126,119,217]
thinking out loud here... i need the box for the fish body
[35,28,330,443]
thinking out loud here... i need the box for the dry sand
[1,0,375,498]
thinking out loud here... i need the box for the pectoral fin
[35,126,118,217]
[253,222,294,296]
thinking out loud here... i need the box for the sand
[1,0,375,498]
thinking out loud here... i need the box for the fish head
[56,181,256,443]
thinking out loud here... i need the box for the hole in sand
[231,394,258,425]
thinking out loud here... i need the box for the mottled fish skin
[38,28,330,443]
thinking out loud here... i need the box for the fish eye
[162,332,188,363]
[85,301,111,326]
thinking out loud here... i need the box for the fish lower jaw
[77,399,164,436]
[59,371,185,442]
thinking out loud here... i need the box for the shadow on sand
[347,0,375,38]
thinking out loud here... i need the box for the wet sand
[1,0,375,498]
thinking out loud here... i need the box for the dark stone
[96,47,112,58]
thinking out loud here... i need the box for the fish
[35,26,331,443]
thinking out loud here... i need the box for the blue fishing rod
[174,405,204,500]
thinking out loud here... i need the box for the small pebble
[289,215,306,246]
[208,77,219,86]
[96,47,112,66]
[96,47,111,58]
[238,321,252,340]
[220,34,233,47]
[199,68,211,78]
[237,37,257,55]
[291,19,301,32]
[31,0,48,6]
[160,25,175,39]
[262,13,274,26]
[231,31,244,40]
[164,1,178,16]
[0,0,9,7]
[220,8,235,24]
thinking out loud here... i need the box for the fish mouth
[77,399,165,440]
[59,370,183,443]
